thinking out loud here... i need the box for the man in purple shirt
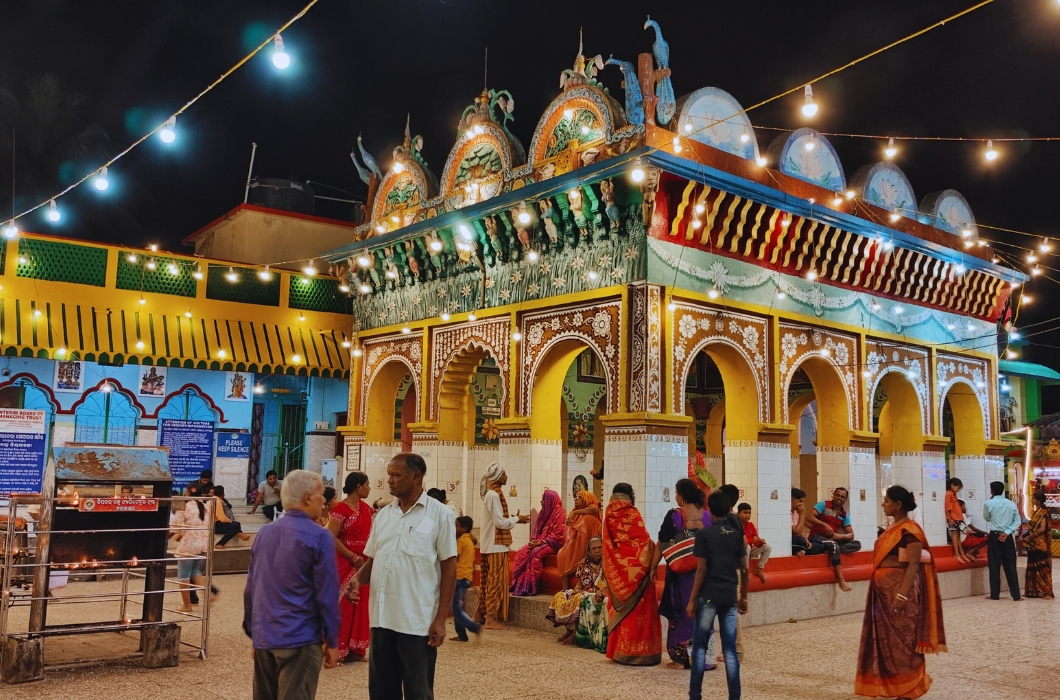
[244,470,341,700]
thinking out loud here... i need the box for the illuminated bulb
[820,348,830,357]
[226,267,239,282]
[805,270,817,280]
[568,188,580,200]
[339,283,350,293]
[692,219,702,229]
[217,349,226,359]
[694,203,705,214]
[776,291,786,300]
[149,244,158,251]
[947,323,955,330]
[101,383,113,393]
[193,266,203,280]
[684,122,692,133]
[146,259,156,270]
[298,314,306,322]
[467,311,477,321]
[375,223,386,234]
[440,312,450,321]
[304,259,317,276]
[56,346,66,356]
[1010,331,1021,340]
[512,331,522,342]
[259,265,273,281]
[756,157,767,167]
[3,224,18,239]
[884,138,897,159]
[94,167,109,191]
[47,199,60,222]
[1002,382,1011,392]
[833,195,843,206]
[862,370,871,378]
[167,263,179,275]
[386,269,398,279]
[984,140,998,161]
[185,311,192,318]
[1023,295,1034,304]
[1033,266,1042,276]
[527,250,539,262]
[740,131,750,143]
[359,283,371,294]
[138,297,146,305]
[299,276,309,285]
[845,190,855,200]
[954,263,966,274]
[967,323,976,332]
[631,158,645,183]
[872,302,882,311]
[136,341,144,350]
[352,347,363,358]
[672,136,682,153]
[906,369,916,379]
[883,240,893,251]
[963,240,973,249]
[890,211,901,222]
[581,125,590,135]
[1042,238,1052,253]
[358,255,371,267]
[1007,349,1018,359]
[894,306,903,315]
[707,286,720,300]
[563,109,574,120]
[801,84,818,117]
[781,217,791,228]
[587,270,598,280]
[517,206,531,225]
[272,34,290,69]
[992,257,999,263]
[429,237,443,252]
[17,255,27,264]
[127,253,137,263]
[254,385,265,394]
[393,162,405,174]
[804,140,816,152]
[342,340,352,348]
[459,224,473,240]
[159,116,176,144]
[33,308,42,317]
[667,301,677,311]
[1027,253,1038,263]
[1011,280,1022,288]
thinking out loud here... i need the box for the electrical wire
[749,124,1060,143]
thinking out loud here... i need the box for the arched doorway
[787,355,854,506]
[74,384,140,445]
[558,349,608,510]
[941,378,989,530]
[362,359,417,493]
[871,371,926,531]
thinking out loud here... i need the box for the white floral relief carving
[519,299,622,415]
[936,354,992,440]
[646,285,662,413]
[628,284,647,413]
[778,324,858,429]
[429,317,511,420]
[670,303,770,421]
[359,333,424,424]
[864,341,929,434]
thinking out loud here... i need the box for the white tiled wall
[603,435,687,540]
[791,456,801,489]
[52,425,74,449]
[305,434,337,475]
[137,426,157,446]
[985,456,1005,492]
[364,443,401,495]
[431,443,468,510]
[890,452,923,527]
[215,456,249,502]
[755,444,792,556]
[561,449,594,512]
[494,439,531,550]
[816,449,849,502]
[952,455,987,532]
[465,447,499,519]
[724,443,760,516]
[849,450,878,548]
[921,453,948,546]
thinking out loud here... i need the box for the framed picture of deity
[137,366,168,397]
[53,360,84,393]
[225,371,250,402]
[577,350,605,384]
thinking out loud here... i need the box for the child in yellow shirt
[452,516,482,641]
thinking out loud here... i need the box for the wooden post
[28,460,56,633]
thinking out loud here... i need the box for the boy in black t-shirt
[687,491,748,700]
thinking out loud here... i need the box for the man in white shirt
[478,462,529,630]
[348,453,457,700]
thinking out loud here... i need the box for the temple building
[329,23,1022,554]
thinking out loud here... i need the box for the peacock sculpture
[351,134,382,185]
[605,56,644,127]
[644,16,676,126]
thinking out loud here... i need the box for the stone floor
[2,572,1056,699]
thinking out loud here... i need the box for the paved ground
[2,572,1055,699]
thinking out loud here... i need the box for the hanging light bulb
[298,314,306,322]
[359,282,372,294]
[193,265,204,280]
[954,263,966,274]
[984,140,998,161]
[776,290,786,300]
[833,194,843,206]
[440,312,450,321]
[740,130,750,143]
[890,210,901,222]
[756,157,767,167]
[512,331,522,342]
[587,270,598,280]
[56,346,66,356]
[781,216,791,228]
[167,262,179,275]
[339,282,350,293]
[527,250,539,263]
[290,353,301,363]
[136,340,145,350]
[1010,330,1021,340]
[805,269,817,280]
[872,301,882,311]
[467,311,477,321]
[804,139,816,151]
[707,285,721,300]
[694,203,705,214]
[1032,266,1043,276]
[429,236,443,252]
[138,297,146,306]
[217,349,227,359]
[304,259,317,276]
[149,244,158,251]
[1027,253,1038,263]
[393,161,405,174]
[358,254,372,267]
[159,116,176,144]
[684,122,693,133]
[580,124,590,135]
[1023,295,1034,304]
[127,253,138,263]
[845,190,855,200]
[517,203,531,225]
[883,240,894,251]
[259,265,273,281]
[1007,349,1018,359]
[3,223,18,239]
[894,305,904,315]
[272,34,291,69]
[94,167,110,191]
[32,308,42,317]
[563,109,574,120]
[1041,238,1052,253]
[672,136,682,153]
[801,84,818,117]
[226,266,239,282]
[47,199,61,222]
[884,138,897,159]
[341,339,352,349]
[667,300,677,311]
[352,346,363,358]
[692,219,703,230]
[568,188,580,201]
[146,258,156,270]
[631,157,645,183]
[185,310,192,318]
[375,223,386,234]
[17,254,27,264]
[458,224,474,240]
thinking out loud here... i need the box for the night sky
[4,1,1060,377]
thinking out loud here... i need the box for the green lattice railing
[116,252,197,297]
[18,238,107,286]
[288,276,351,314]
[205,264,280,306]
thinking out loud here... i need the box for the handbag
[662,530,697,574]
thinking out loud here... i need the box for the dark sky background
[3,0,1060,393]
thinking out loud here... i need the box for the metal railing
[0,495,215,665]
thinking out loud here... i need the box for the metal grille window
[252,375,308,479]
[157,388,219,422]
[74,386,138,445]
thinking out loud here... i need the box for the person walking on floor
[244,469,340,700]
[451,516,482,642]
[347,453,457,700]
[687,490,749,700]
[983,480,1022,601]
[478,462,529,630]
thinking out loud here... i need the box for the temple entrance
[871,371,924,530]
[684,351,725,490]
[558,350,608,510]
[362,359,417,492]
[786,356,854,506]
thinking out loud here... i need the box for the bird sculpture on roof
[644,16,675,126]
[605,56,644,127]
[352,134,382,185]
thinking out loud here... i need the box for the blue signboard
[216,432,251,459]
[0,409,49,495]
[159,419,215,486]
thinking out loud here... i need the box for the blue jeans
[452,578,481,640]
[690,600,740,700]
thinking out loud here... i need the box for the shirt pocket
[399,528,436,562]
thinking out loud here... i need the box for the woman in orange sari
[328,472,372,662]
[557,490,602,575]
[855,485,946,699]
[602,483,661,666]
[1023,491,1054,599]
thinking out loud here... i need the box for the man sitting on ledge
[805,487,861,592]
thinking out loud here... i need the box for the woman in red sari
[856,485,946,698]
[602,482,661,666]
[328,471,372,662]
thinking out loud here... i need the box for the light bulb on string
[193,265,204,280]
[185,310,192,318]
[458,224,474,241]
[3,223,18,240]
[832,194,843,207]
[138,297,146,306]
[804,139,816,152]
[47,200,60,222]
[845,190,855,200]
[672,136,682,153]
[352,346,363,358]
[805,269,817,281]
[127,253,137,263]
[1010,331,1021,340]
[339,283,350,293]
[884,138,897,159]
[740,130,750,143]
[17,254,27,264]
[1007,349,1018,359]
[341,339,352,348]
[707,285,721,300]
[667,301,677,311]
[440,312,450,321]
[580,125,590,135]
[1032,266,1042,276]
[94,167,109,191]
[1022,295,1034,304]
[146,258,156,270]
[375,223,386,234]
[1041,238,1052,253]
[517,203,531,225]
[217,349,227,359]
[429,236,443,252]
[984,140,998,161]
[167,263,179,276]
[259,265,273,281]
[298,314,306,322]
[954,263,966,275]
[692,219,702,230]
[467,311,477,321]
[226,267,239,282]
[359,283,372,294]
[303,259,317,276]
[512,331,522,342]
[694,203,705,214]
[756,157,767,167]
[358,254,372,267]
[159,117,176,144]
[801,84,818,117]
[393,162,404,174]
[587,270,598,281]
[890,210,901,223]
[272,34,290,69]
[630,157,645,183]
[136,341,144,350]
[527,250,539,263]
[1027,253,1038,263]
[776,290,786,300]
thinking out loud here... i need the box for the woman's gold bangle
[895,593,908,601]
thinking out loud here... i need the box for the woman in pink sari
[328,471,372,661]
[512,489,567,596]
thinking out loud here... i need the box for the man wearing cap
[477,463,529,630]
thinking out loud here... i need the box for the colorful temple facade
[329,23,1022,550]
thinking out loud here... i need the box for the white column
[496,423,532,550]
[561,449,594,512]
[985,455,1005,491]
[848,447,878,548]
[952,455,988,530]
[602,422,689,540]
[756,442,793,556]
[921,451,948,546]
[364,442,401,495]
